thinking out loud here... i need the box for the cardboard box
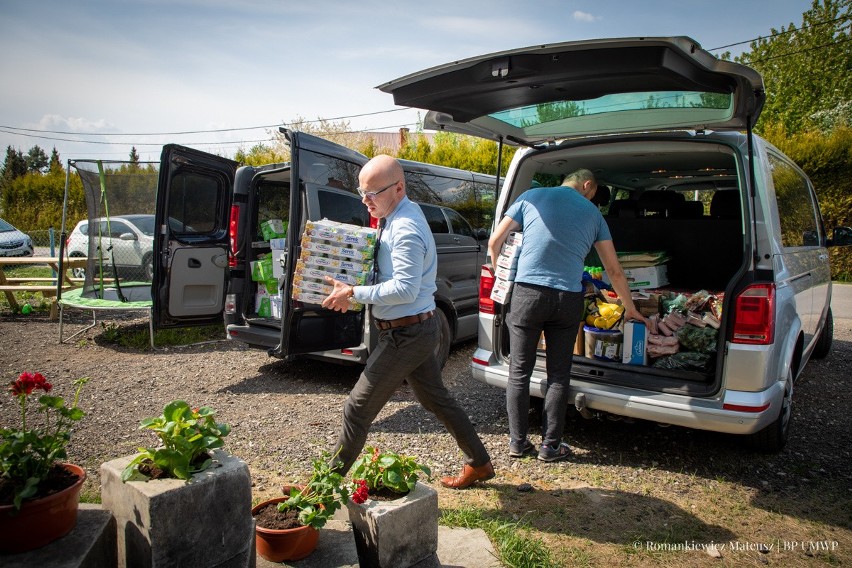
[622,321,648,365]
[505,231,523,247]
[496,253,519,270]
[574,324,584,356]
[631,292,662,317]
[490,277,513,304]
[272,249,286,279]
[604,265,668,290]
[494,264,517,281]
[250,256,273,282]
[260,219,287,241]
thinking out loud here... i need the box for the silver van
[151,132,498,368]
[379,36,852,451]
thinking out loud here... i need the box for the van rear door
[272,130,371,359]
[153,144,236,328]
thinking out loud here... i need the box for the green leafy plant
[349,446,431,496]
[274,452,360,530]
[121,400,231,482]
[0,372,88,510]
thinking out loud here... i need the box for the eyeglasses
[356,180,399,200]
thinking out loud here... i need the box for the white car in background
[66,214,155,281]
[0,218,34,257]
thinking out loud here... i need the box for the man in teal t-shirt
[488,169,645,462]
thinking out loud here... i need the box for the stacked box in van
[292,219,377,311]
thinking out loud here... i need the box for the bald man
[323,155,494,489]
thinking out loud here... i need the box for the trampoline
[56,159,160,348]
[58,284,155,348]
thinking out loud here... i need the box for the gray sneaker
[508,439,535,458]
[537,442,572,462]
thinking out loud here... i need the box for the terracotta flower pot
[0,463,86,553]
[253,496,319,562]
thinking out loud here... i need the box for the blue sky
[0,0,814,162]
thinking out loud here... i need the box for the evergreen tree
[48,147,63,175]
[25,145,49,174]
[129,146,140,164]
[2,146,27,181]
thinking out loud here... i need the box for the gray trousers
[331,315,490,473]
[506,283,584,449]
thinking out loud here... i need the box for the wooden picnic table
[0,256,88,318]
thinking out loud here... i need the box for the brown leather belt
[375,310,435,331]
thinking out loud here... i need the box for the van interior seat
[675,200,705,218]
[710,190,741,219]
[637,191,685,218]
[608,199,638,218]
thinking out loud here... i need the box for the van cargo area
[494,136,747,392]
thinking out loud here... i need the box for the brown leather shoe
[440,462,495,489]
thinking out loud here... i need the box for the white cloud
[573,11,601,23]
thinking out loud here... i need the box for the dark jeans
[506,282,584,449]
[331,315,490,473]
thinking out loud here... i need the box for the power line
[0,122,422,148]
[708,13,850,51]
[0,108,411,138]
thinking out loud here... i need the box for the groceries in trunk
[581,262,723,372]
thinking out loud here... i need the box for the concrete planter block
[101,450,254,568]
[346,482,438,568]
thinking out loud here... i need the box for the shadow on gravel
[523,335,852,531]
[220,357,362,395]
[485,481,737,547]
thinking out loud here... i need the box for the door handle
[188,258,201,268]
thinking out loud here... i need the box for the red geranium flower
[350,479,369,504]
[10,372,52,396]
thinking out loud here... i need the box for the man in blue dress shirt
[323,155,494,489]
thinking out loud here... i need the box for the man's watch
[346,286,355,298]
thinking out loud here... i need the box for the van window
[769,153,819,248]
[419,203,450,234]
[318,188,371,227]
[446,208,473,237]
[167,171,223,234]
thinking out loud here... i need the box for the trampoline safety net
[64,160,160,302]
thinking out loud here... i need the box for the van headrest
[637,191,684,217]
[710,191,741,219]
[675,200,705,218]
[608,200,637,218]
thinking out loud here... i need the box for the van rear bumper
[470,348,783,436]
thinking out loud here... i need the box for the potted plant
[253,451,364,562]
[119,400,231,481]
[345,446,438,568]
[0,372,88,553]
[100,400,253,568]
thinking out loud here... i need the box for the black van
[152,130,499,368]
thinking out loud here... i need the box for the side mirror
[119,232,138,241]
[829,226,852,247]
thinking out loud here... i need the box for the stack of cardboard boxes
[291,219,377,311]
[250,219,288,318]
[490,231,523,304]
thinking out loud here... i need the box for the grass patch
[440,507,560,568]
[97,322,224,350]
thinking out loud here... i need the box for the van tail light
[478,265,496,314]
[732,283,775,345]
[228,204,240,268]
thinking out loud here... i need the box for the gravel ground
[1,306,850,566]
